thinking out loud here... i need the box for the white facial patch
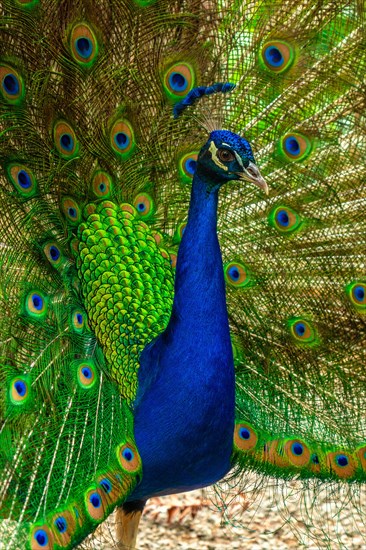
[209,141,228,171]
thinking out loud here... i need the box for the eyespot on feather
[310,452,322,474]
[288,317,318,346]
[97,471,125,504]
[326,451,356,479]
[284,439,311,467]
[9,376,30,405]
[69,22,99,66]
[76,361,97,389]
[30,525,54,550]
[7,164,37,198]
[260,40,295,73]
[234,423,258,451]
[61,197,81,225]
[0,65,24,104]
[280,133,312,161]
[117,442,141,473]
[25,291,48,319]
[224,261,251,288]
[178,152,198,183]
[85,487,107,522]
[163,63,195,101]
[346,282,366,313]
[268,205,302,234]
[91,170,113,198]
[49,509,77,547]
[43,242,63,268]
[53,121,79,158]
[71,310,86,333]
[110,119,135,158]
[133,193,155,219]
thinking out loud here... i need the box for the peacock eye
[217,149,235,163]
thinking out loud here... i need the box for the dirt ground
[85,479,366,549]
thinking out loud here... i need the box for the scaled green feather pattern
[77,201,174,401]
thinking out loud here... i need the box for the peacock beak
[237,161,268,195]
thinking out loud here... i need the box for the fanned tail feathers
[0,0,366,548]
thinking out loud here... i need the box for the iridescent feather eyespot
[70,23,98,66]
[54,516,67,534]
[163,63,195,101]
[260,40,295,73]
[224,261,250,288]
[288,317,318,346]
[77,361,97,389]
[110,119,135,158]
[91,171,113,198]
[0,65,24,104]
[234,423,258,451]
[53,121,79,158]
[281,132,312,161]
[97,471,124,503]
[9,376,30,405]
[25,291,47,318]
[7,164,37,198]
[117,442,141,472]
[61,197,81,225]
[43,242,63,268]
[71,310,86,333]
[346,282,366,313]
[100,478,112,494]
[30,525,53,550]
[133,193,155,219]
[268,205,302,234]
[178,152,198,183]
[49,509,78,545]
[85,488,106,521]
[326,451,356,479]
[284,439,311,467]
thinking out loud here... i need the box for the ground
[85,478,366,549]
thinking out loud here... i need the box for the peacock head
[197,129,268,195]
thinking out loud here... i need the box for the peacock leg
[115,500,146,549]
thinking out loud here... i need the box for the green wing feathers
[76,200,174,401]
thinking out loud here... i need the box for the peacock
[0,0,365,548]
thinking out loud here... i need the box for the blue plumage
[131,129,264,499]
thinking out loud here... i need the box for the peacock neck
[170,171,227,331]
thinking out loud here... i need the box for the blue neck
[169,173,227,334]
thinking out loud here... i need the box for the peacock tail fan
[0,0,212,547]
[206,0,366,543]
[0,0,366,548]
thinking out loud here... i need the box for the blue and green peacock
[0,0,365,548]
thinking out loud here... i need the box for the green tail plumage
[1,0,365,548]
